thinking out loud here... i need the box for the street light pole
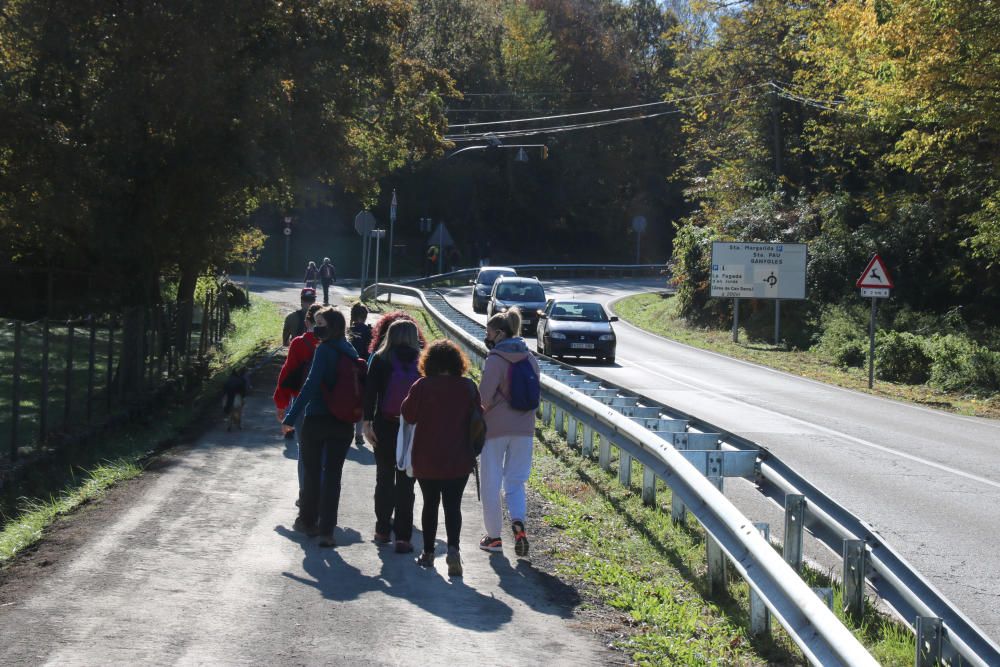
[389,190,397,281]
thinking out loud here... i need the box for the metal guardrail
[362,281,877,666]
[363,278,1000,667]
[396,263,667,289]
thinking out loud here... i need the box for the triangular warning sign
[856,254,894,288]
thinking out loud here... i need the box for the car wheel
[605,355,615,365]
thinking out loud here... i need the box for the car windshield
[549,302,607,322]
[496,283,545,302]
[477,270,513,286]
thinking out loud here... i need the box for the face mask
[313,326,329,340]
[484,337,495,350]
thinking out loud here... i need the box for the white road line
[613,355,1000,491]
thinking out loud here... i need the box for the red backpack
[322,353,367,423]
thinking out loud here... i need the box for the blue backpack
[507,358,540,411]
[380,354,421,418]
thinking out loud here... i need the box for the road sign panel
[856,254,894,288]
[860,287,889,298]
[710,242,807,300]
[354,211,376,236]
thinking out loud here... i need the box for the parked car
[471,266,517,313]
[536,300,617,364]
[487,276,547,335]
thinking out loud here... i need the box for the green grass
[614,292,1000,419]
[0,295,282,565]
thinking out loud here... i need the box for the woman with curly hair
[400,340,481,576]
[367,310,426,356]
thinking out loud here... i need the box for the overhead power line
[445,109,684,142]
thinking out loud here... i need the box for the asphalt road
[0,279,612,666]
[434,278,1000,643]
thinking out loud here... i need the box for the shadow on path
[489,554,581,619]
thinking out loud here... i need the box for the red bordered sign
[856,254,894,289]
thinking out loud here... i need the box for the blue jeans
[298,415,353,533]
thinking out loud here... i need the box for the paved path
[0,281,611,666]
[436,278,1000,642]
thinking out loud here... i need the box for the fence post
[148,307,158,387]
[750,522,771,635]
[783,494,806,572]
[39,319,50,444]
[185,300,194,370]
[582,424,594,457]
[705,477,728,595]
[87,318,96,423]
[11,321,22,460]
[641,466,656,506]
[842,539,867,620]
[107,318,116,411]
[64,321,74,429]
[200,292,211,358]
[138,307,148,392]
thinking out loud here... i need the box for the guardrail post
[567,417,578,446]
[783,494,805,572]
[915,616,942,667]
[641,467,656,505]
[750,522,771,635]
[706,477,727,595]
[554,406,565,436]
[618,450,632,487]
[598,435,612,471]
[842,539,867,620]
[671,489,686,524]
[542,400,551,426]
[582,424,594,457]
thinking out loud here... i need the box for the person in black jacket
[363,319,422,553]
[348,302,373,446]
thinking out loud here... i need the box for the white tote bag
[395,416,416,477]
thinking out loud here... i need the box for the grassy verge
[614,292,1000,419]
[531,426,914,665]
[0,295,283,564]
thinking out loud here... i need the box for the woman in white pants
[478,309,540,557]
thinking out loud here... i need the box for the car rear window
[477,270,514,286]
[497,283,545,301]
[549,302,607,322]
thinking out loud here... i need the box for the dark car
[536,300,618,364]
[487,276,547,335]
[470,266,517,313]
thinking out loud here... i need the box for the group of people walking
[274,292,540,576]
[303,258,337,305]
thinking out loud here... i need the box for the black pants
[373,418,415,541]
[321,279,332,304]
[417,476,469,553]
[299,415,353,533]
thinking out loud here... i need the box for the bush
[816,305,868,368]
[874,331,930,384]
[924,334,999,392]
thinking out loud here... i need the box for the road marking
[613,356,1000,491]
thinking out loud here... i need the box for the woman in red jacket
[274,303,322,497]
[400,340,481,576]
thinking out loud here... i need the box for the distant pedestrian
[304,261,319,288]
[425,245,439,277]
[319,257,337,304]
[363,319,422,553]
[348,302,373,447]
[282,306,364,547]
[400,340,481,576]
[274,303,322,490]
[478,308,540,558]
[282,287,317,346]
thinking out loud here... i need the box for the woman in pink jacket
[477,308,540,557]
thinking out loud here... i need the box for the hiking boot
[394,540,414,554]
[318,532,337,548]
[416,551,435,568]
[373,531,392,545]
[293,518,320,537]
[446,548,463,577]
[512,521,529,558]
[479,535,503,553]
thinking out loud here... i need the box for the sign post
[354,211,376,288]
[388,190,397,280]
[632,216,647,264]
[371,229,386,301]
[856,254,894,389]
[711,242,808,345]
[283,216,293,275]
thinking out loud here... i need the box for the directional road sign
[710,242,807,300]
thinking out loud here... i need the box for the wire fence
[0,286,233,468]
